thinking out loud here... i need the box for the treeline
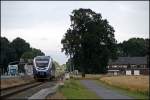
[0,36,45,72]
[117,38,149,57]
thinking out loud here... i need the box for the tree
[61,8,117,74]
[0,37,17,73]
[31,48,45,57]
[65,58,73,72]
[21,48,45,62]
[11,37,30,60]
[117,38,148,57]
[0,36,45,74]
[1,37,9,66]
[145,38,149,56]
[61,64,67,72]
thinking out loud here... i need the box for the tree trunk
[82,72,85,77]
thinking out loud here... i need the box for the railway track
[1,81,43,98]
[0,75,64,99]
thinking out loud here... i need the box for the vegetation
[10,37,31,60]
[1,37,17,71]
[0,36,45,73]
[61,8,149,74]
[117,38,149,57]
[65,58,73,72]
[21,48,45,62]
[97,75,149,99]
[59,79,99,99]
[53,61,66,77]
[61,8,117,74]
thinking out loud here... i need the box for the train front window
[35,59,49,67]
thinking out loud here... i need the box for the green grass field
[59,79,100,99]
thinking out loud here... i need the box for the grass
[59,79,100,99]
[65,74,149,99]
[95,75,149,99]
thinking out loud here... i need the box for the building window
[123,65,127,68]
[140,65,146,68]
[131,65,136,68]
[113,65,117,68]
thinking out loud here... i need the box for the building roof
[108,57,147,65]
[108,70,120,72]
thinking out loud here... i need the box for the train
[33,56,64,80]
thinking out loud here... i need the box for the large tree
[11,37,30,60]
[0,37,17,72]
[61,8,117,74]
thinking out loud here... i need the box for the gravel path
[80,80,133,99]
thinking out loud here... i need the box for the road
[80,80,133,99]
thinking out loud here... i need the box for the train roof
[35,56,52,59]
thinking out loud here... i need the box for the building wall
[140,68,149,75]
[24,64,33,75]
[107,64,149,75]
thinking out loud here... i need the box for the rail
[1,81,43,98]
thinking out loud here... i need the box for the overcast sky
[1,1,149,65]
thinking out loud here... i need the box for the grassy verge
[59,79,100,99]
[94,80,149,99]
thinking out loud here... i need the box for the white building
[24,64,33,75]
[107,57,148,75]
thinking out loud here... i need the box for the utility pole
[70,60,72,73]
[69,55,72,73]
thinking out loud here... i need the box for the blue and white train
[33,56,56,80]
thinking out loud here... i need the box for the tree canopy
[11,37,30,60]
[21,48,45,62]
[61,8,117,74]
[1,37,17,72]
[117,38,149,57]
